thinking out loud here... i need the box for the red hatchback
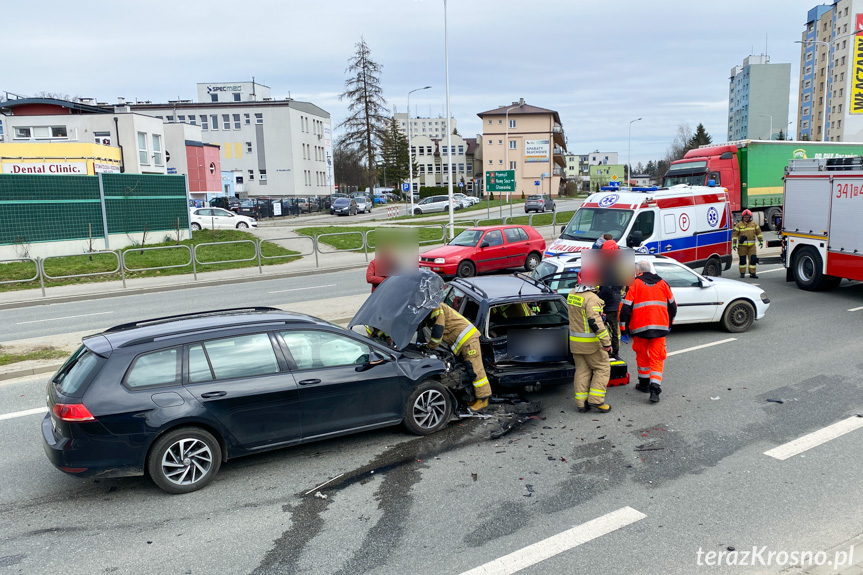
[419,225,546,277]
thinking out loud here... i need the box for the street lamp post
[407,85,431,217]
[627,117,642,187]
[443,0,455,239]
[758,114,774,140]
[505,103,522,217]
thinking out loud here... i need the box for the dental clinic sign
[2,162,87,175]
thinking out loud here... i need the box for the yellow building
[478,98,566,198]
[0,142,122,176]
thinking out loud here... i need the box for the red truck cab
[663,146,742,211]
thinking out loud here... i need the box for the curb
[0,263,370,311]
[0,363,63,383]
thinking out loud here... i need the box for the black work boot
[739,272,745,278]
[649,384,661,403]
[750,273,759,279]
[635,377,650,393]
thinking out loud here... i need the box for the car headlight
[434,258,446,264]
[760,293,770,303]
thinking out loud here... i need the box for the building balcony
[553,167,564,176]
[552,124,565,146]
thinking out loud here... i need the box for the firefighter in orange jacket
[566,273,613,413]
[425,303,491,411]
[619,260,677,403]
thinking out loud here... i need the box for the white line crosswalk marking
[0,407,48,421]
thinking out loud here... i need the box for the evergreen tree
[378,116,414,188]
[776,130,787,141]
[687,123,712,150]
[338,38,388,193]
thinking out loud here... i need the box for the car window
[213,209,232,217]
[488,299,568,338]
[461,297,481,324]
[53,346,105,398]
[197,209,212,216]
[126,348,181,389]
[483,230,503,247]
[504,228,522,243]
[654,262,701,288]
[420,198,431,205]
[517,228,530,241]
[444,287,466,311]
[189,333,280,381]
[630,211,656,238]
[528,195,542,200]
[281,331,370,370]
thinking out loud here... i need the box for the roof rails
[104,307,282,333]
[450,277,488,299]
[512,273,554,293]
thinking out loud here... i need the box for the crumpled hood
[349,270,446,350]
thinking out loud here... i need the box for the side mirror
[480,241,490,248]
[357,349,389,371]
[560,225,566,234]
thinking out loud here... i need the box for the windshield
[531,260,559,281]
[663,161,708,187]
[450,229,483,247]
[561,208,635,242]
[528,195,542,200]
[334,198,350,206]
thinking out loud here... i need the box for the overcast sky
[3,0,820,166]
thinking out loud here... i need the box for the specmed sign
[2,162,87,175]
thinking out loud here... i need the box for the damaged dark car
[43,302,464,494]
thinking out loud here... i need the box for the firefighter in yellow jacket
[425,303,492,411]
[732,209,764,278]
[567,273,613,413]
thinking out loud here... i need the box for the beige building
[477,99,566,198]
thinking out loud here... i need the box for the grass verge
[0,346,68,366]
[295,226,463,250]
[0,230,300,293]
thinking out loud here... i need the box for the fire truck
[782,157,863,290]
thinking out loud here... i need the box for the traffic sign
[485,170,515,192]
[611,174,619,181]
[402,183,410,192]
[458,181,464,187]
[534,180,540,186]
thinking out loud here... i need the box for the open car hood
[349,270,446,350]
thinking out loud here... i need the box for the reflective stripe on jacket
[426,303,479,353]
[567,289,611,354]
[619,273,677,339]
[732,221,762,246]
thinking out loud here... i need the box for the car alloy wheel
[191,223,201,231]
[236,222,249,229]
[148,427,222,494]
[404,381,452,435]
[721,299,755,333]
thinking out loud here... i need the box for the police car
[532,253,770,333]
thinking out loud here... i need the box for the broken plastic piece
[766,398,784,404]
[314,491,327,500]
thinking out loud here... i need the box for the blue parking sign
[534,181,540,186]
[402,183,410,192]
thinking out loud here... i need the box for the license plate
[434,267,441,271]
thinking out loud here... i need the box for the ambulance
[546,183,733,276]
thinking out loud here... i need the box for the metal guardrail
[194,240,258,266]
[259,236,318,268]
[41,251,121,280]
[121,245,196,286]
[315,231,365,254]
[0,258,39,287]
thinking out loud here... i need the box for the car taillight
[53,403,96,422]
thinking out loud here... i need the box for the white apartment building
[410,134,477,190]
[395,113,457,139]
[132,82,333,197]
[589,151,619,165]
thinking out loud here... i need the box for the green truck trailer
[662,140,863,229]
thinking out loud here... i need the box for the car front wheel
[147,427,222,494]
[404,380,452,435]
[721,299,755,333]
[414,208,423,215]
[191,223,201,231]
[457,260,476,278]
[236,222,249,229]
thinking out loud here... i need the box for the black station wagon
[42,307,457,494]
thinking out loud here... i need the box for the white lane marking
[267,284,336,294]
[0,407,48,421]
[848,305,863,312]
[15,311,114,325]
[765,416,863,461]
[757,267,786,274]
[667,338,737,357]
[459,507,646,575]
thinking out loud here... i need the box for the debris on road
[711,396,720,400]
[304,473,345,496]
[471,472,478,482]
[524,484,535,497]
[313,492,327,500]
[765,398,784,404]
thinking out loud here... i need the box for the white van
[547,184,733,276]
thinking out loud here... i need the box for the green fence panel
[102,174,189,235]
[0,175,103,244]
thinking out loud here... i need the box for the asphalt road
[1,267,863,574]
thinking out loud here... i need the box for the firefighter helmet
[742,209,753,219]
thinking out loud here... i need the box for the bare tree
[338,38,388,193]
